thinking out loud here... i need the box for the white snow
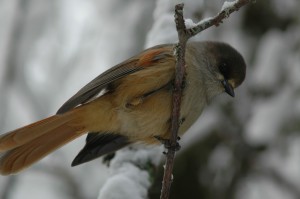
[221,1,237,12]
[98,164,149,199]
[185,18,197,29]
[98,146,162,199]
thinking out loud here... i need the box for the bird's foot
[102,153,116,167]
[154,135,181,153]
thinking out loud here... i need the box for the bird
[0,41,246,175]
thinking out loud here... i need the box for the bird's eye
[219,63,229,78]
[219,63,227,73]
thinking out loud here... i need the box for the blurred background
[0,0,300,198]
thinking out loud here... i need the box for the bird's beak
[222,80,235,97]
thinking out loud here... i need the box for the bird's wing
[57,44,174,114]
[71,132,130,166]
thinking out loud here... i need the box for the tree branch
[160,1,254,199]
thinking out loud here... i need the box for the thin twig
[160,1,254,199]
[186,0,255,37]
[159,5,187,199]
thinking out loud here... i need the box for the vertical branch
[160,1,253,199]
[160,4,189,199]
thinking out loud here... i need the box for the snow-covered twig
[160,1,254,199]
[184,0,255,38]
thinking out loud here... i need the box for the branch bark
[160,1,254,199]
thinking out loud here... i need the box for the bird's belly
[117,91,171,142]
[117,82,206,143]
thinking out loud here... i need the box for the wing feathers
[57,45,174,114]
[57,60,141,114]
[72,133,130,166]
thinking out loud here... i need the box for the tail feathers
[0,111,86,175]
[0,115,73,152]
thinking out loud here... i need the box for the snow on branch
[178,0,255,40]
[160,1,254,199]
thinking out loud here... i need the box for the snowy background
[0,0,300,199]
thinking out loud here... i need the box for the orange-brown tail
[0,110,86,175]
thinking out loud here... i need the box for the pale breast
[178,71,207,135]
